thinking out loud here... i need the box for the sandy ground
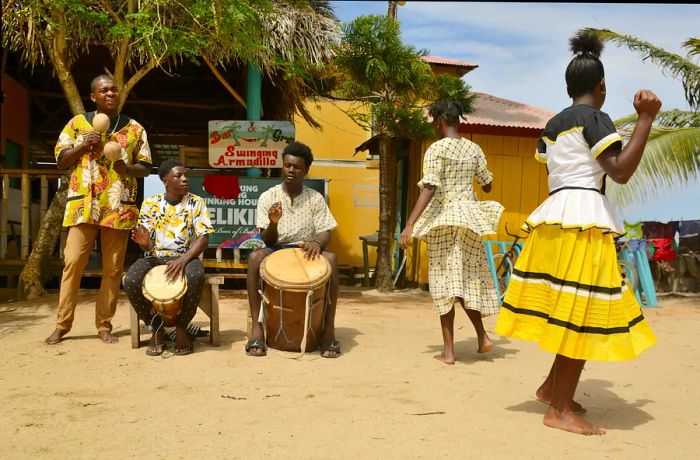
[0,288,698,459]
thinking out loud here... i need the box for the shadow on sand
[505,378,655,431]
[0,304,52,335]
[424,336,519,364]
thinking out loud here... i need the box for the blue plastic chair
[620,247,659,308]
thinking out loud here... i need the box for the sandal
[320,340,341,359]
[146,343,165,356]
[174,343,194,356]
[166,324,209,342]
[245,338,267,357]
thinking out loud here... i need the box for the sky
[330,1,700,223]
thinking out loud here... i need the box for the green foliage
[2,0,337,80]
[334,14,472,140]
[430,73,477,116]
[616,110,700,129]
[607,126,700,206]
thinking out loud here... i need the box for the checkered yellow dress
[412,138,503,316]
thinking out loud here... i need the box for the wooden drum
[142,264,187,327]
[260,248,331,353]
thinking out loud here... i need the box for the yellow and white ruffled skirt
[494,224,656,362]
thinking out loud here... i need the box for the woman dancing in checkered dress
[400,99,503,365]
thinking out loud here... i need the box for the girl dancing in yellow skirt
[495,32,661,436]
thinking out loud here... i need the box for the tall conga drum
[260,248,331,353]
[142,264,187,327]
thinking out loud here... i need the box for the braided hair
[565,31,605,98]
[429,99,463,127]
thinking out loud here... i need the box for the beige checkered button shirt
[256,184,337,245]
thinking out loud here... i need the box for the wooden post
[246,63,263,177]
[21,173,30,259]
[1,174,8,259]
[40,175,48,223]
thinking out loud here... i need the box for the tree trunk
[19,178,68,299]
[387,1,398,20]
[20,12,83,298]
[45,11,85,116]
[376,135,397,291]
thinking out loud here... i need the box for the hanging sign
[208,120,295,168]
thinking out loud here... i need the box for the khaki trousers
[55,224,129,332]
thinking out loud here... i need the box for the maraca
[92,113,110,133]
[103,141,122,162]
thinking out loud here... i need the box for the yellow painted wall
[294,99,379,269]
[469,133,550,240]
[406,133,549,284]
[295,99,371,161]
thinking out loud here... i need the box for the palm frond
[607,127,700,206]
[615,110,700,129]
[583,28,700,110]
[684,38,700,59]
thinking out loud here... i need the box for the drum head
[142,264,187,303]
[261,248,330,288]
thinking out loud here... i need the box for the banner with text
[208,120,295,168]
[189,175,326,247]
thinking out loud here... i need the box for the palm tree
[581,29,700,206]
[259,125,277,147]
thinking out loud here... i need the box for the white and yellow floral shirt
[138,193,214,257]
[256,184,337,245]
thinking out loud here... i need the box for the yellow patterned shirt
[256,184,337,245]
[54,113,152,229]
[138,193,214,257]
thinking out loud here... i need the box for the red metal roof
[461,92,555,130]
[421,55,478,69]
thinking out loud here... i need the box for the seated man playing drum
[124,159,214,356]
[245,141,341,358]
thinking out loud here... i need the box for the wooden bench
[130,274,224,348]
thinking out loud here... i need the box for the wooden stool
[359,232,378,286]
[130,274,224,348]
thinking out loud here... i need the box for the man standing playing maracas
[46,74,152,345]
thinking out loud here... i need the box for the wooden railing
[0,168,65,260]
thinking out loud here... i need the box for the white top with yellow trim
[527,104,625,235]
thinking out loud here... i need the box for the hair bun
[569,31,604,58]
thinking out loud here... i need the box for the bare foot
[433,353,455,365]
[543,407,606,436]
[477,334,493,354]
[536,387,586,413]
[45,329,66,345]
[98,331,119,344]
